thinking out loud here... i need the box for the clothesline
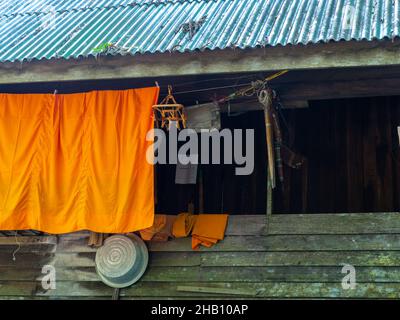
[157,70,289,99]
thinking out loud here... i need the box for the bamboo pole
[266,167,273,234]
[258,89,274,234]
[259,90,276,189]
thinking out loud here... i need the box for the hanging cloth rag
[175,160,198,184]
[191,214,229,250]
[0,87,159,233]
[185,102,221,132]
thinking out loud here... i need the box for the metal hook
[167,85,173,96]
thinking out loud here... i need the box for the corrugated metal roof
[0,0,399,62]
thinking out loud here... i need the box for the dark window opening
[156,96,400,215]
[274,96,400,214]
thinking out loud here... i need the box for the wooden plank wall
[275,96,400,213]
[1,213,400,299]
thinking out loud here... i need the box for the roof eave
[0,39,399,85]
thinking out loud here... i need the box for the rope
[12,231,21,261]
[172,70,289,100]
[258,88,271,106]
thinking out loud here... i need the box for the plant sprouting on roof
[92,42,129,56]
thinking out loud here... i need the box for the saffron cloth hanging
[0,87,159,234]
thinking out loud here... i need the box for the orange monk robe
[0,87,159,234]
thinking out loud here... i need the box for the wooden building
[1,0,400,299]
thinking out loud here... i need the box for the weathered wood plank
[34,281,114,297]
[5,281,398,298]
[57,232,89,240]
[53,253,96,267]
[0,296,51,300]
[0,268,47,281]
[269,213,400,234]
[57,234,400,252]
[0,252,97,269]
[53,233,400,253]
[56,239,97,253]
[149,251,400,267]
[0,281,36,296]
[140,266,400,283]
[3,250,399,270]
[150,252,201,267]
[177,285,255,296]
[1,266,400,283]
[122,281,400,299]
[0,244,56,254]
[0,253,54,267]
[164,282,400,299]
[225,215,266,235]
[148,234,400,252]
[0,236,57,245]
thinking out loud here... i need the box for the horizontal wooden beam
[279,77,400,101]
[0,236,57,246]
[269,213,400,235]
[219,99,308,112]
[1,40,400,84]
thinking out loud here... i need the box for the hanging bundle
[153,85,186,130]
[258,87,306,195]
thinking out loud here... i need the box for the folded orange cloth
[139,215,176,242]
[152,215,176,241]
[172,213,198,238]
[139,214,166,241]
[191,214,229,250]
[191,236,216,249]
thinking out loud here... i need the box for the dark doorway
[155,110,267,215]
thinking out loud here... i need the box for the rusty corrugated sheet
[0,0,398,62]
